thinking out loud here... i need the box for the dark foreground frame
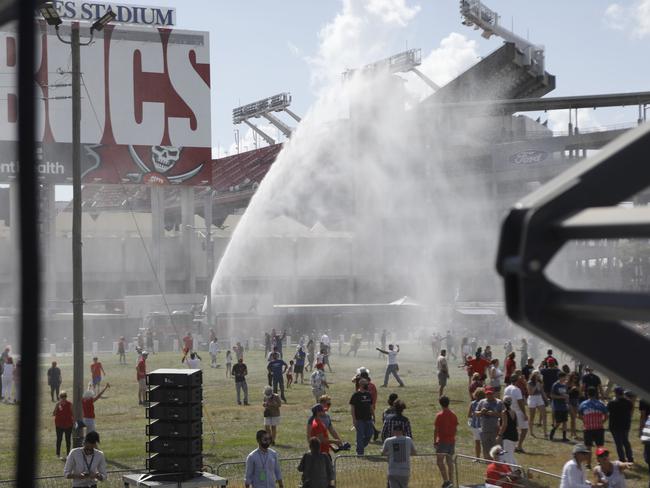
[497,122,650,400]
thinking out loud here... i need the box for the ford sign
[510,150,548,165]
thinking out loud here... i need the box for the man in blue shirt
[245,430,283,488]
[267,353,288,403]
[550,372,570,442]
[294,347,306,384]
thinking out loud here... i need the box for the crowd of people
[436,339,649,488]
[3,325,647,488]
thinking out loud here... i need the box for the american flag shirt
[578,398,608,431]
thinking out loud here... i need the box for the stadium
[1,0,650,486]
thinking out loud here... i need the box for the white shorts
[471,427,481,441]
[527,394,545,409]
[514,409,529,429]
[264,416,280,426]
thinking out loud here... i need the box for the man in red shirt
[486,445,520,488]
[136,351,148,405]
[82,383,110,433]
[434,396,458,488]
[181,332,194,361]
[90,357,106,393]
[309,404,341,455]
[53,391,74,460]
[469,355,490,381]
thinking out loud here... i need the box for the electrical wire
[78,75,220,447]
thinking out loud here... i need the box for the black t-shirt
[522,365,534,380]
[608,397,633,431]
[232,363,247,382]
[640,399,650,416]
[349,390,373,420]
[582,373,601,390]
[540,368,559,394]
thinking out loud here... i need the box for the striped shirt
[641,415,650,443]
[381,413,413,441]
[578,398,608,431]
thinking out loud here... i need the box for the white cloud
[604,3,625,30]
[400,32,479,101]
[546,109,604,134]
[365,0,420,26]
[604,0,650,38]
[306,0,421,92]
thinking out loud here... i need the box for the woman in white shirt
[488,359,503,394]
[1,357,14,403]
[527,371,548,438]
[184,352,201,369]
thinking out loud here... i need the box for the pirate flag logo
[126,145,204,185]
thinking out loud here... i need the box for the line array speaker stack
[145,368,203,481]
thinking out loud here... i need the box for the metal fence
[0,468,146,488]
[526,468,562,488]
[335,453,443,487]
[0,454,562,487]
[215,457,304,488]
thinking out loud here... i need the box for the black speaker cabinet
[146,453,203,472]
[146,420,202,438]
[145,369,203,478]
[147,368,202,387]
[147,436,202,455]
[146,403,202,421]
[147,385,202,404]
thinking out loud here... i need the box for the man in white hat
[136,351,148,405]
[559,444,593,488]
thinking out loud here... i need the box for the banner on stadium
[48,1,176,27]
[0,23,211,186]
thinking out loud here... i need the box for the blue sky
[52,0,650,199]
[157,0,650,150]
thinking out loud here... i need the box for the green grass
[0,343,648,487]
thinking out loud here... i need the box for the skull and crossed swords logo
[126,145,204,185]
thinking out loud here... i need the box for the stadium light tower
[232,93,300,145]
[343,48,440,91]
[40,1,116,449]
[459,0,545,74]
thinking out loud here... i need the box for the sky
[53,0,650,199]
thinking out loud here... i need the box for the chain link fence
[525,467,562,488]
[0,468,146,488]
[215,456,303,488]
[335,453,443,487]
[0,454,562,487]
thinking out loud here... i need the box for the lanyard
[259,450,268,470]
[83,451,95,473]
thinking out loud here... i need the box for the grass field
[0,342,648,487]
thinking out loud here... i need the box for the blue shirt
[268,359,287,378]
[245,448,282,488]
[295,350,306,366]
[469,400,481,429]
[552,381,569,411]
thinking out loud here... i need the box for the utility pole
[70,22,84,448]
[39,4,116,448]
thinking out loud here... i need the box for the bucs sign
[0,23,211,186]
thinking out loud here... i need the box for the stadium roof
[212,144,282,193]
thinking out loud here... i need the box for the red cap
[484,387,495,394]
[316,363,324,369]
[595,448,609,457]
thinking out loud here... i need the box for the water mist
[210,1,501,336]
